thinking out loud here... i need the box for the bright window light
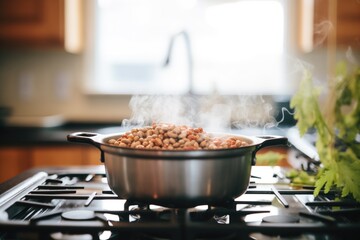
[90,0,285,95]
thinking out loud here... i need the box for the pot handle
[252,135,289,165]
[255,135,289,151]
[67,132,105,162]
[67,132,101,148]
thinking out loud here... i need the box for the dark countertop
[0,122,124,147]
[0,121,293,147]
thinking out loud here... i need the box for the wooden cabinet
[31,146,102,167]
[336,1,360,47]
[84,147,103,165]
[0,0,83,53]
[0,146,102,183]
[31,146,84,167]
[314,0,360,49]
[0,147,32,183]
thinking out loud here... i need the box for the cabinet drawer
[31,146,83,167]
[0,147,32,183]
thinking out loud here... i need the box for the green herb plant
[290,61,360,201]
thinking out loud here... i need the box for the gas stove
[0,164,360,240]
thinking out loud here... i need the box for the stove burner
[61,210,96,221]
[50,232,92,240]
[262,214,299,223]
[2,166,360,240]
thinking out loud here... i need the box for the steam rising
[346,47,359,65]
[120,19,340,134]
[122,95,197,127]
[122,94,280,132]
[314,21,333,48]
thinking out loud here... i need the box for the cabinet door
[0,147,32,183]
[0,0,64,47]
[336,0,360,47]
[0,0,82,52]
[31,146,84,167]
[314,0,360,48]
[83,147,102,166]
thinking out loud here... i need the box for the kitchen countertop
[0,122,124,147]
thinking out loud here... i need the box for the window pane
[92,0,285,95]
[193,1,284,94]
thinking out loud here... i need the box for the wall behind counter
[0,50,132,123]
[0,47,358,125]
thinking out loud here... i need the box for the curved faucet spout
[163,30,194,95]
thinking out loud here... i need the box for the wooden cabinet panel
[31,146,103,167]
[83,147,102,166]
[0,0,42,20]
[31,146,83,167]
[0,146,103,182]
[0,147,32,183]
[336,0,360,47]
[0,0,64,47]
[0,0,82,52]
[314,0,360,48]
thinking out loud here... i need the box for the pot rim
[68,131,288,159]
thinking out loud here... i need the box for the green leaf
[290,70,325,136]
[291,62,360,202]
[337,150,360,201]
[336,60,347,77]
[314,172,328,196]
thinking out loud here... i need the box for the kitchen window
[86,0,286,95]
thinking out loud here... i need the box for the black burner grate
[0,167,360,240]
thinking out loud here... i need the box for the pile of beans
[107,123,249,150]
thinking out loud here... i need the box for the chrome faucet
[163,30,194,95]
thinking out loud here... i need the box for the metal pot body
[102,146,254,207]
[68,132,288,207]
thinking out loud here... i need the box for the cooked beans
[107,123,249,150]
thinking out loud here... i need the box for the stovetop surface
[0,165,359,240]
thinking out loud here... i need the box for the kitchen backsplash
[0,47,358,126]
[0,50,131,124]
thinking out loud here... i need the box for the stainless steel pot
[68,132,288,207]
